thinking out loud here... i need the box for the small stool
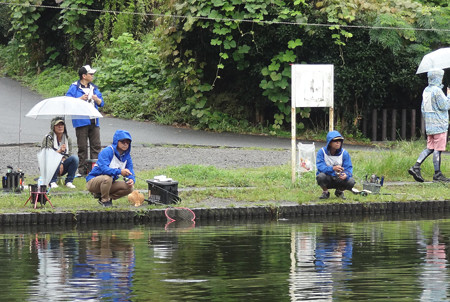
[24,184,54,209]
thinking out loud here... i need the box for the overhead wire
[0,1,449,33]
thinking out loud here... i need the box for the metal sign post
[291,64,334,183]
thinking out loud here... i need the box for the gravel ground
[1,145,296,207]
[1,145,291,176]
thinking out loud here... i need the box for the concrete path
[1,77,293,148]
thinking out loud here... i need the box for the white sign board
[291,64,334,108]
[290,64,334,183]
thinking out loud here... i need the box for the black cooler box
[146,178,179,204]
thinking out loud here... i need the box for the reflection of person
[72,232,134,300]
[316,130,355,199]
[86,130,135,207]
[417,224,448,301]
[41,117,79,189]
[409,70,450,183]
[66,65,104,176]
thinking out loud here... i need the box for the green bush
[22,65,75,97]
[93,33,180,121]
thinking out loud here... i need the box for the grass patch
[1,142,449,212]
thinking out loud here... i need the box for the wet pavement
[1,77,293,148]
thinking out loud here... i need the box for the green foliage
[4,0,154,71]
[160,0,312,131]
[93,32,175,120]
[95,33,162,91]
[370,14,416,54]
[0,41,32,76]
[0,4,11,44]
[93,0,154,54]
[9,0,42,64]
[2,0,450,137]
[21,65,74,97]
[259,50,295,132]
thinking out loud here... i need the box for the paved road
[1,77,293,148]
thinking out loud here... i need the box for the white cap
[82,65,96,74]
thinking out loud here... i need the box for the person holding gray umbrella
[408,69,450,183]
[41,117,79,188]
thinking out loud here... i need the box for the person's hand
[339,173,347,180]
[126,178,134,186]
[333,165,344,173]
[59,144,66,153]
[121,168,132,177]
[80,94,89,101]
[59,164,63,175]
[92,94,101,105]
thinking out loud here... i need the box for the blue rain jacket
[316,130,353,179]
[65,80,104,128]
[86,130,135,183]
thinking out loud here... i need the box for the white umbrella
[37,148,63,185]
[416,47,450,74]
[25,96,103,119]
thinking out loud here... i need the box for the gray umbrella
[416,47,450,74]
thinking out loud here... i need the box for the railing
[361,109,425,141]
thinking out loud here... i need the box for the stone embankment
[0,200,448,226]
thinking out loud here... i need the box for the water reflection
[417,224,448,301]
[289,226,353,301]
[0,217,449,301]
[24,230,135,301]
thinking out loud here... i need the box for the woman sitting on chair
[41,117,79,188]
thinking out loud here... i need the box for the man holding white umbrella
[66,65,104,176]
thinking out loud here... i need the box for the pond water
[0,215,449,301]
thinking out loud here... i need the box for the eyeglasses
[119,140,130,144]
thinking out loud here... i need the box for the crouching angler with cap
[86,130,135,207]
[41,117,79,189]
[316,130,355,200]
[408,69,450,183]
[66,65,104,176]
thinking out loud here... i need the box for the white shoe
[65,182,76,189]
[50,182,59,189]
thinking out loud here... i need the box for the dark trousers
[50,155,79,184]
[75,123,101,174]
[316,173,355,191]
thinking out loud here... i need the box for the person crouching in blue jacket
[86,130,135,207]
[316,130,355,200]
